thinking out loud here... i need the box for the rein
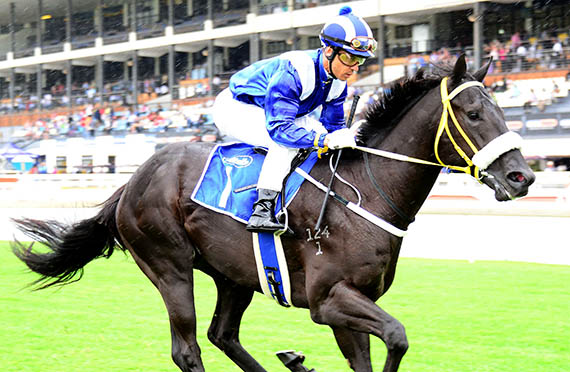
[363,152,414,224]
[356,77,523,181]
[335,76,523,234]
[301,76,524,238]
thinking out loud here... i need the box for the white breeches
[213,88,327,191]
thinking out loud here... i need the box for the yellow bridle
[354,77,491,181]
[434,77,485,179]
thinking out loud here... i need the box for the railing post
[378,15,385,85]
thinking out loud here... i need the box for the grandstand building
[0,0,569,172]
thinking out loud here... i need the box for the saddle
[191,142,319,307]
[191,142,318,225]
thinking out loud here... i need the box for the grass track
[1,241,568,372]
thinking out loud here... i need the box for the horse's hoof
[276,350,315,372]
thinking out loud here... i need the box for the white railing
[0,173,133,207]
[0,171,569,213]
[422,171,570,217]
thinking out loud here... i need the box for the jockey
[212,6,376,233]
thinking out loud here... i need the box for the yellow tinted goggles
[338,52,366,67]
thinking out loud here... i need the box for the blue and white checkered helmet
[320,6,377,58]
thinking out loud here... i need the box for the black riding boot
[246,189,286,233]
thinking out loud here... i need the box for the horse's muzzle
[481,150,536,201]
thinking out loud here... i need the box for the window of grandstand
[258,1,289,15]
[267,41,288,55]
[81,155,94,172]
[103,5,126,33]
[12,4,36,59]
[43,16,66,53]
[395,25,412,39]
[308,36,321,49]
[56,156,67,173]
[71,11,96,49]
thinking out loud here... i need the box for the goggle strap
[321,33,374,52]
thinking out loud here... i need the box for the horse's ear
[473,57,492,82]
[451,54,467,84]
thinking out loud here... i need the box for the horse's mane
[357,63,456,147]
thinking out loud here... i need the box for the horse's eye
[467,111,480,120]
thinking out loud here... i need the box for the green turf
[1,241,568,372]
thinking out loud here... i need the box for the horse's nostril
[507,171,526,183]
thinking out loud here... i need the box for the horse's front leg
[309,281,408,372]
[332,327,372,372]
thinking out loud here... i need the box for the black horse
[12,56,534,372]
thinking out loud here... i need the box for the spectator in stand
[428,50,440,73]
[526,38,538,69]
[488,41,499,72]
[508,82,521,99]
[158,84,169,95]
[86,85,96,104]
[28,163,38,174]
[429,49,440,63]
[127,110,138,129]
[536,88,550,112]
[562,34,570,67]
[515,42,527,72]
[93,106,102,128]
[551,80,561,103]
[511,31,521,51]
[551,37,563,68]
[37,160,48,174]
[407,55,417,77]
[212,75,221,95]
[498,43,507,72]
[544,160,556,172]
[523,88,537,113]
[416,54,427,70]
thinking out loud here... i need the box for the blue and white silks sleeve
[264,63,317,149]
[320,84,348,132]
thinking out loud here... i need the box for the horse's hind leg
[332,327,372,372]
[207,274,267,372]
[161,271,205,372]
[127,245,205,372]
[118,216,205,371]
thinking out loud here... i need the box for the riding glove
[326,128,356,149]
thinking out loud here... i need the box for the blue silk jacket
[229,49,347,148]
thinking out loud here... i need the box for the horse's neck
[363,90,444,227]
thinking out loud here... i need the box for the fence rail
[0,172,568,214]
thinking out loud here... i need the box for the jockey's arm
[320,86,356,149]
[320,85,348,133]
[264,63,355,150]
[264,69,318,149]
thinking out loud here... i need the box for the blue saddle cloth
[191,142,318,224]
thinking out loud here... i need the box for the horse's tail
[11,185,126,290]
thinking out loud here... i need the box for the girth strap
[295,167,407,237]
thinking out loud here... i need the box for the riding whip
[314,95,360,233]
